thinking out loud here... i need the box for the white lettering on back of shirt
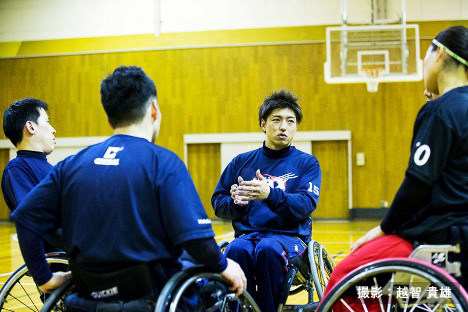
[94,147,124,166]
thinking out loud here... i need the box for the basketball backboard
[324,0,423,92]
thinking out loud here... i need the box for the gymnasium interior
[0,0,466,310]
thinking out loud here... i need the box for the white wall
[0,0,157,42]
[0,137,108,166]
[0,0,467,42]
[220,142,312,173]
[160,0,343,33]
[406,0,468,22]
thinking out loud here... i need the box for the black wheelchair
[3,239,467,312]
[0,251,70,311]
[0,238,335,312]
[317,243,468,312]
[154,239,335,312]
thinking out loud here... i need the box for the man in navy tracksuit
[212,90,321,311]
[2,98,56,213]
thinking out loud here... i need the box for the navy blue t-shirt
[212,144,321,242]
[12,135,215,266]
[396,86,468,241]
[2,150,53,212]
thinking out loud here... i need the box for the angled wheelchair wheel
[217,240,230,253]
[308,240,326,299]
[40,280,74,312]
[155,266,260,312]
[318,244,335,289]
[317,258,468,312]
[0,255,68,311]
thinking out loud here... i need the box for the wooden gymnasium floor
[0,219,379,306]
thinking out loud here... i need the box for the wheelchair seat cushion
[70,263,157,302]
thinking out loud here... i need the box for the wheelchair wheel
[40,280,74,312]
[218,240,229,253]
[318,244,335,288]
[308,240,325,299]
[317,258,468,312]
[0,255,68,311]
[156,266,260,312]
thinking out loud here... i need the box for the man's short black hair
[100,66,157,128]
[258,89,303,126]
[3,98,48,147]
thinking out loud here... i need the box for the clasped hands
[230,169,270,206]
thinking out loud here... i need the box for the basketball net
[362,67,384,93]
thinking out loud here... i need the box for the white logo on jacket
[94,146,124,166]
[198,218,212,225]
[262,172,298,191]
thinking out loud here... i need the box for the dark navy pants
[225,232,306,312]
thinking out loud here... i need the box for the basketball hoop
[324,24,423,88]
[361,67,385,93]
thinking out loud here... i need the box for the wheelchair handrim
[318,260,467,312]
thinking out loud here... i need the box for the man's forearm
[15,221,52,286]
[182,237,228,273]
[264,188,317,220]
[212,194,245,220]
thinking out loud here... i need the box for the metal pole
[154,0,161,36]
[341,0,348,25]
[401,0,407,73]
[340,0,348,76]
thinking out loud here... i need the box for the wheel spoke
[356,285,369,312]
[431,297,445,312]
[18,280,40,311]
[409,284,430,312]
[386,273,395,312]
[403,274,415,312]
[373,276,385,312]
[340,298,356,312]
[0,258,69,312]
[4,292,37,311]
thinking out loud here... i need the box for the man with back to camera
[212,90,322,311]
[11,66,246,310]
[2,98,56,213]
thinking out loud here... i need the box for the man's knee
[255,239,284,263]
[225,239,252,260]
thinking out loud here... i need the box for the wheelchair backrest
[409,244,462,276]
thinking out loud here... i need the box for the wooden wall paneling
[187,143,221,219]
[0,37,442,213]
[311,141,348,219]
